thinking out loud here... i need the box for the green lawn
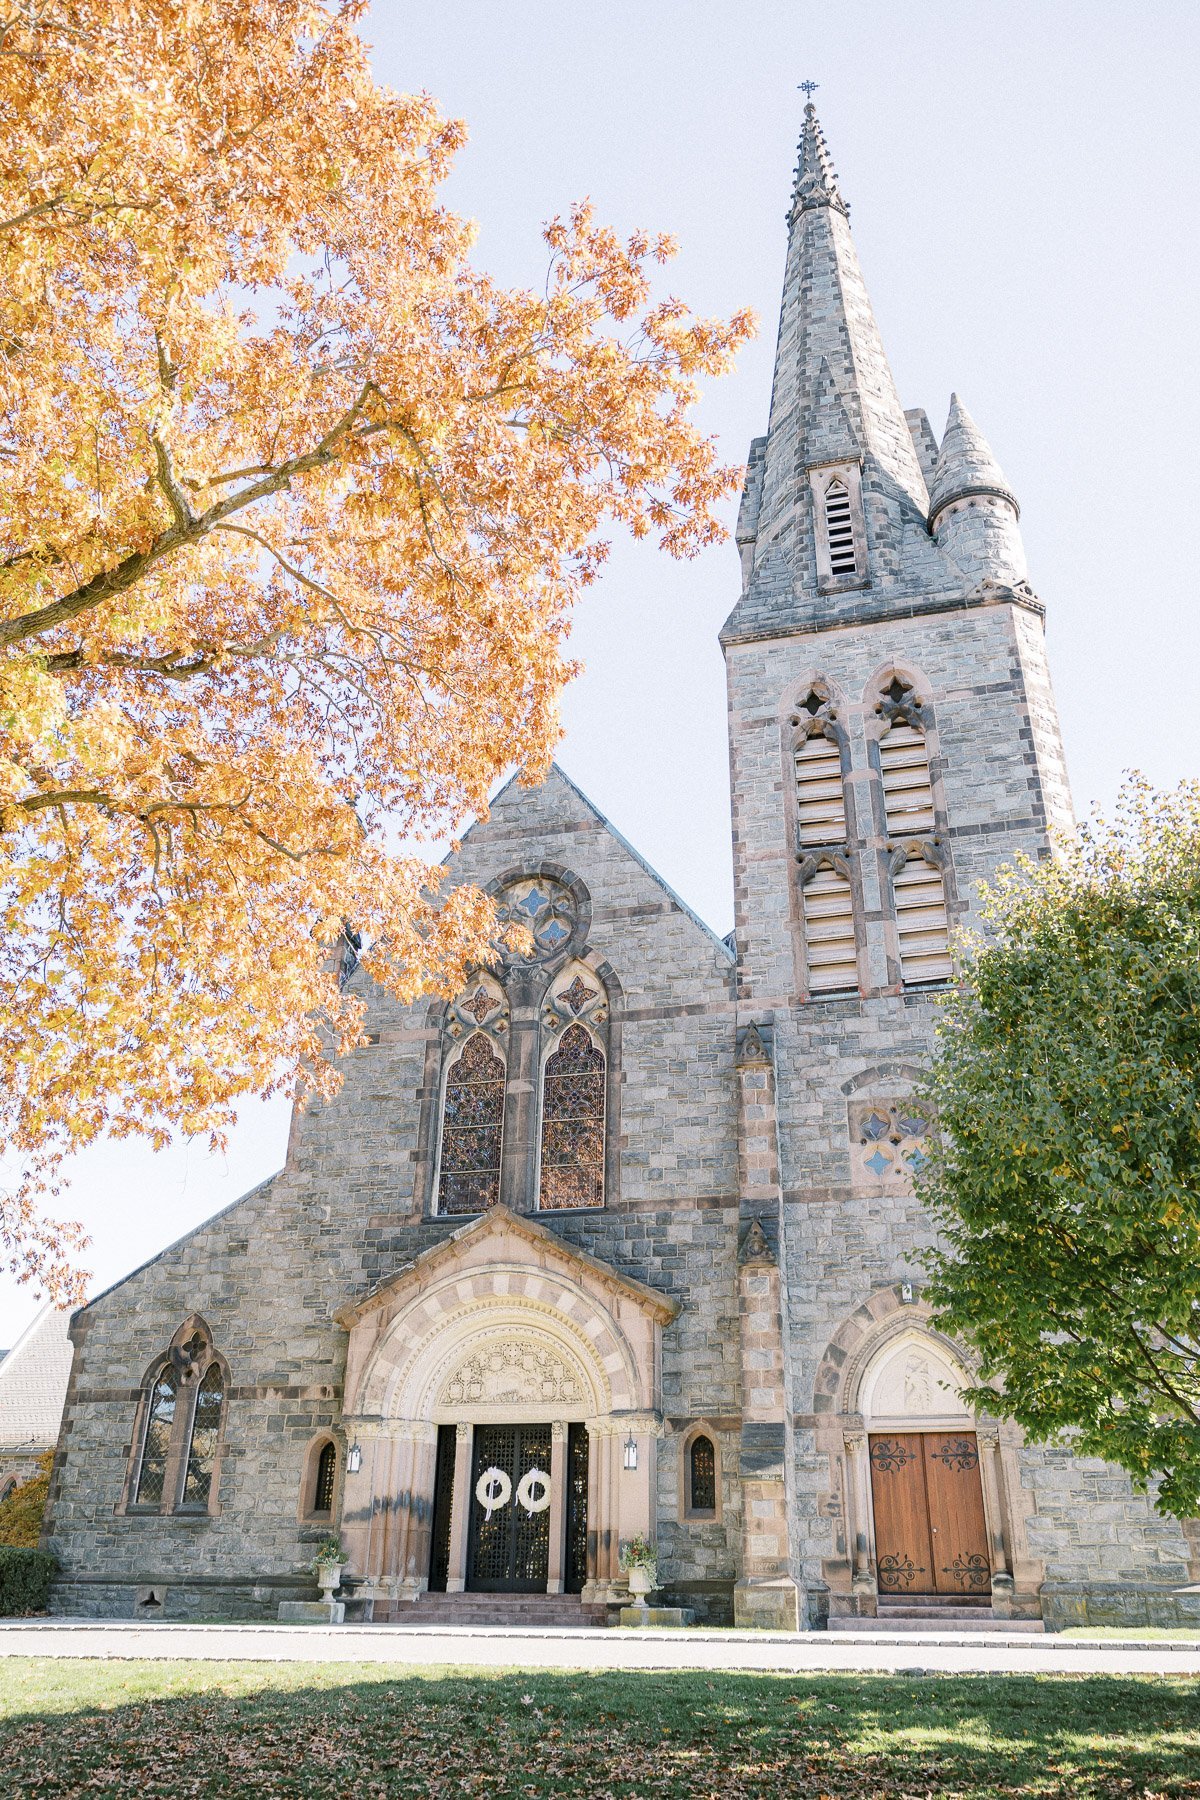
[3,1659,1200,1798]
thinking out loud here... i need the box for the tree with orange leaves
[0,0,753,1295]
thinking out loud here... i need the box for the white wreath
[516,1467,552,1515]
[475,1466,512,1521]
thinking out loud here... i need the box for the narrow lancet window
[313,1442,337,1516]
[539,1022,605,1210]
[438,1032,506,1215]
[689,1435,717,1515]
[182,1363,224,1508]
[134,1367,177,1506]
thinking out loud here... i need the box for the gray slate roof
[0,1303,74,1451]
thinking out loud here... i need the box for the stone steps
[378,1593,608,1629]
[829,1615,1046,1633]
[830,1597,1044,1635]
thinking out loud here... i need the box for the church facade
[44,106,1197,1631]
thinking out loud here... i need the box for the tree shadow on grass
[5,1663,1200,1799]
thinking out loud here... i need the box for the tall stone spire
[726,101,936,639]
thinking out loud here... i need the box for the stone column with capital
[842,1432,878,1612]
[977,1426,1015,1616]
[546,1422,567,1594]
[445,1422,474,1593]
[733,1022,804,1631]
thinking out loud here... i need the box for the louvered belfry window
[880,714,952,983]
[794,729,846,848]
[795,711,857,995]
[824,480,857,576]
[801,863,858,993]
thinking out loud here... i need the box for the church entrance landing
[334,1207,675,1613]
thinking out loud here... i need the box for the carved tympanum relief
[859,1331,971,1424]
[438,1339,586,1411]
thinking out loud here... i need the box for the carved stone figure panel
[438,1338,587,1413]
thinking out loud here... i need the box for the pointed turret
[927,394,1027,586]
[927,394,1018,523]
[724,101,939,642]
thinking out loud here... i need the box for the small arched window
[438,1032,506,1215]
[688,1434,717,1516]
[313,1441,337,1516]
[134,1366,178,1506]
[824,480,857,576]
[539,1022,605,1210]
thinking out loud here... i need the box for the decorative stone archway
[333,1207,678,1610]
[812,1287,1042,1620]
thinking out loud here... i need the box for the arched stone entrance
[813,1288,1039,1620]
[333,1207,677,1613]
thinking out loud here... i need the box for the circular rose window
[495,877,577,961]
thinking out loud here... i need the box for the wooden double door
[869,1431,991,1597]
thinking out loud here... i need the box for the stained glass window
[539,1022,605,1210]
[438,1032,506,1214]
[134,1367,177,1506]
[313,1441,337,1515]
[182,1362,224,1508]
[689,1435,717,1514]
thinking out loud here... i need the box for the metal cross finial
[799,80,819,102]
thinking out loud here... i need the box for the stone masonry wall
[45,768,745,1619]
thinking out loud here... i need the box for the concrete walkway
[3,1619,1200,1676]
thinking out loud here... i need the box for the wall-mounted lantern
[622,1432,638,1472]
[346,1442,362,1474]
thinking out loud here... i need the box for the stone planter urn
[316,1563,344,1604]
[627,1565,655,1608]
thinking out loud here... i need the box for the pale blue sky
[4,0,1198,1342]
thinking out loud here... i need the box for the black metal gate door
[467,1424,553,1593]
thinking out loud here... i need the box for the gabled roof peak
[792,102,849,219]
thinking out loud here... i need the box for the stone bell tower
[722,100,1073,1626]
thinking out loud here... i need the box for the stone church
[43,104,1197,1631]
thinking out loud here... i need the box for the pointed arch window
[438,1032,507,1215]
[127,1323,227,1516]
[689,1435,717,1515]
[313,1442,337,1515]
[539,1021,605,1210]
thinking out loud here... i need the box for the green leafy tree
[921,778,1200,1517]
